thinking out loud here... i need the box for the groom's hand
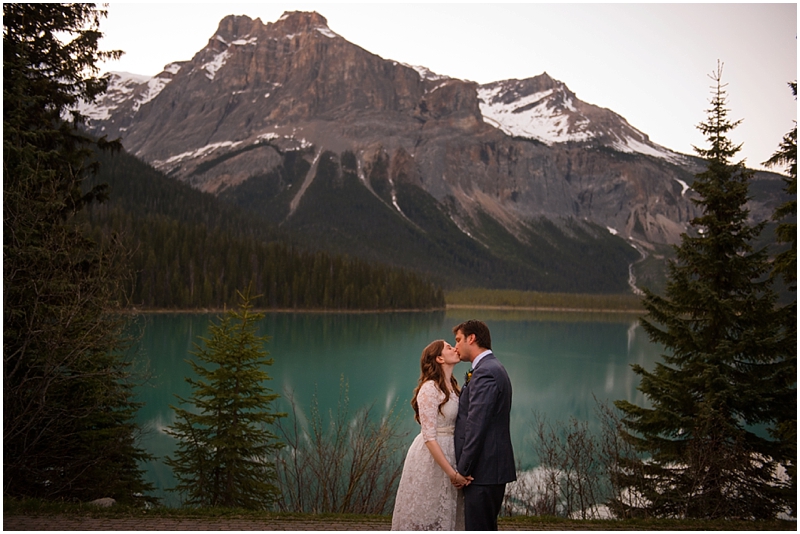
[450,471,467,488]
[450,472,473,488]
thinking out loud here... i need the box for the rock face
[80,11,784,290]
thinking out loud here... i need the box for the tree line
[82,141,444,311]
[86,205,444,310]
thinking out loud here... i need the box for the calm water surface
[130,308,660,506]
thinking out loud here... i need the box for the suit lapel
[463,352,493,390]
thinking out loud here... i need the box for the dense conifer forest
[83,148,445,310]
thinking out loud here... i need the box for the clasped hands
[449,471,473,488]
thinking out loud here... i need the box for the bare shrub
[505,412,607,519]
[274,377,408,514]
[595,397,650,518]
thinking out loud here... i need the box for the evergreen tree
[166,287,285,509]
[764,81,797,290]
[3,3,152,502]
[613,65,793,519]
[762,80,797,516]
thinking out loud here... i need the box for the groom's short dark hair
[453,320,492,350]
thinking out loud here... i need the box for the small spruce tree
[166,287,285,509]
[613,64,793,519]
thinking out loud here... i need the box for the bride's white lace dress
[391,380,465,530]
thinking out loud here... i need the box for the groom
[453,320,516,531]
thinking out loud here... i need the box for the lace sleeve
[417,381,442,442]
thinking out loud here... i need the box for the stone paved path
[4,515,571,531]
[5,515,392,531]
[8,514,795,531]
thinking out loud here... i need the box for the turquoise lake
[129,308,661,506]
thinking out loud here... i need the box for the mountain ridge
[78,10,787,293]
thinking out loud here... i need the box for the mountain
[84,147,445,310]
[79,11,787,293]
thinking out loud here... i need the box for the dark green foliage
[613,66,793,519]
[764,81,798,288]
[165,288,285,509]
[3,3,151,502]
[762,80,797,516]
[84,148,444,310]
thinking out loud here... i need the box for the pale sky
[97,3,797,171]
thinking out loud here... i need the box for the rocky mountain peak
[80,10,751,254]
[272,11,330,35]
[212,14,262,43]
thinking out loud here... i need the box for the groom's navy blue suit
[455,352,516,530]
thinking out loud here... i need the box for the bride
[391,340,471,530]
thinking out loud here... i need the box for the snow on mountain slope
[479,84,593,144]
[76,68,180,125]
[478,74,687,164]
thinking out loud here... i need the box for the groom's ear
[468,333,477,345]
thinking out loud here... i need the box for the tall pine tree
[3,3,152,502]
[613,64,793,519]
[166,287,285,509]
[762,80,797,516]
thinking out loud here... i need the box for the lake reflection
[130,308,660,506]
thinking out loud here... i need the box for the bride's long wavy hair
[411,339,461,424]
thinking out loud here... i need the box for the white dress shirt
[471,349,492,369]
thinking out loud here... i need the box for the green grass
[446,288,645,312]
[2,498,387,520]
[4,499,794,530]
[501,514,795,530]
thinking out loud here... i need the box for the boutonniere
[465,368,473,385]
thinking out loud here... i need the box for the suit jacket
[454,352,516,485]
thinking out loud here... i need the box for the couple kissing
[391,320,516,531]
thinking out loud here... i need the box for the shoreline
[116,304,644,315]
[446,304,644,314]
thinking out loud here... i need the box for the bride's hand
[450,471,469,488]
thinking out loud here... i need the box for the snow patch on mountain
[478,79,689,164]
[75,71,172,121]
[610,132,687,163]
[202,49,231,80]
[316,27,337,38]
[153,140,245,168]
[232,36,258,46]
[674,177,690,196]
[134,77,170,111]
[478,85,592,145]
[113,71,151,85]
[403,64,448,82]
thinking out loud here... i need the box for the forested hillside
[83,149,444,310]
[221,148,642,293]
